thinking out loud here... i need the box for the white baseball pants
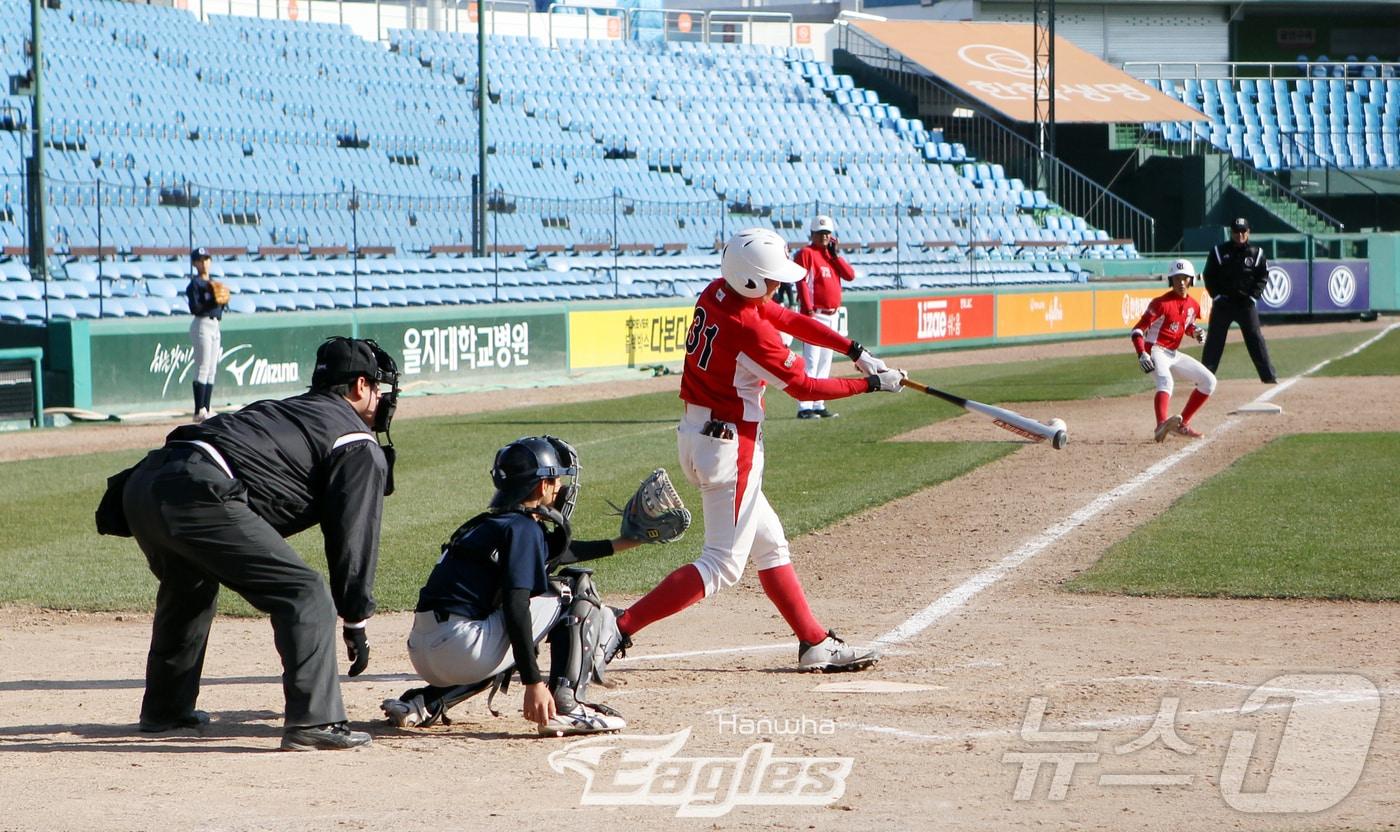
[189,317,221,385]
[1150,345,1217,397]
[798,310,838,411]
[676,405,792,597]
[405,594,562,687]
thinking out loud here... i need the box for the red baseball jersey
[680,279,868,423]
[1132,291,1202,351]
[793,244,856,314]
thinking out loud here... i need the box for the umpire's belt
[167,439,234,479]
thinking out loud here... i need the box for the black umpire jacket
[1203,242,1269,301]
[165,390,387,622]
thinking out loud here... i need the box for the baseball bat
[900,378,1069,450]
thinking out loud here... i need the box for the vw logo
[1328,266,1356,306]
[1261,267,1292,308]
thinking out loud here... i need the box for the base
[1230,402,1284,416]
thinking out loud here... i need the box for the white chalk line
[616,323,1399,664]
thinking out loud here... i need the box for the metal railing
[838,22,1157,251]
[1124,60,1400,81]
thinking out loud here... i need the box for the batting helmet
[720,227,806,299]
[1166,258,1197,286]
[489,435,580,521]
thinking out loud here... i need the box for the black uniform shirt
[186,277,224,319]
[166,390,386,621]
[416,512,550,620]
[1203,242,1269,301]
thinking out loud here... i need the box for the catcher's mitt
[611,468,691,544]
[211,280,231,306]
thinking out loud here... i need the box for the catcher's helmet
[489,435,580,520]
[1165,257,1197,286]
[720,227,806,299]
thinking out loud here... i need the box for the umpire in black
[120,337,399,751]
[1201,217,1278,383]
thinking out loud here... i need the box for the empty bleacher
[0,0,1131,324]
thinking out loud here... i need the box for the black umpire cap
[312,337,396,389]
[1230,217,1250,233]
[190,246,211,262]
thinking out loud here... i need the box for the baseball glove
[611,468,691,544]
[211,280,231,306]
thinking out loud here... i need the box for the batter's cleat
[1174,422,1204,439]
[601,607,632,665]
[1153,415,1182,443]
[280,721,371,751]
[538,703,626,737]
[798,630,881,673]
[797,409,818,420]
[381,694,433,728]
[814,408,839,419]
[138,710,210,733]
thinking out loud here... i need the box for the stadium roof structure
[852,20,1207,124]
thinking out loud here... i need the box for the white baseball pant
[1150,345,1217,396]
[189,317,221,385]
[676,404,792,597]
[798,310,838,411]
[405,594,562,687]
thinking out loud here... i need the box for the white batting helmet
[1166,258,1197,285]
[720,227,806,299]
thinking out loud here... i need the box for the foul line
[617,323,1398,664]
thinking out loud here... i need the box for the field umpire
[114,337,399,751]
[1201,217,1278,383]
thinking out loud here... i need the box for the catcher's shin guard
[383,680,493,727]
[548,568,621,714]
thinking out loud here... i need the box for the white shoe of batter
[798,631,881,673]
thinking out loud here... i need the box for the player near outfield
[1132,258,1217,442]
[609,227,905,672]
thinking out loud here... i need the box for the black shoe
[138,710,210,733]
[797,409,818,420]
[1262,378,1278,384]
[815,408,839,419]
[280,721,372,751]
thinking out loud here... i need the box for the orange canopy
[852,21,1206,124]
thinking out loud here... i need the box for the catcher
[185,247,230,423]
[380,439,690,735]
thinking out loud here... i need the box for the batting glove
[853,349,887,375]
[867,367,907,393]
[1137,353,1155,374]
[1192,326,1206,344]
[342,622,369,677]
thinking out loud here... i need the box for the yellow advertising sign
[995,291,1094,338]
[569,306,695,369]
[1094,286,1213,332]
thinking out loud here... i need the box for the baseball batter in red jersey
[609,227,905,672]
[794,215,857,419]
[1132,258,1217,442]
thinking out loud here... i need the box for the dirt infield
[2,319,1397,832]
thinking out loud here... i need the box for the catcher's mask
[489,435,580,522]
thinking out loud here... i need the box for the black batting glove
[342,623,369,677]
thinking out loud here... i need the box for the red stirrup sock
[616,563,706,636]
[1154,391,1170,425]
[1180,389,1210,424]
[757,564,828,644]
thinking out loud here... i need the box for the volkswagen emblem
[1328,266,1356,307]
[1261,267,1292,308]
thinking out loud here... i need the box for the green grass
[1067,433,1400,600]
[1317,327,1400,377]
[0,326,1387,613]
